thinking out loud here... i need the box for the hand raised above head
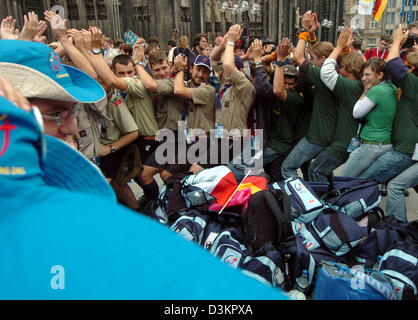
[0,16,20,40]
[276,37,291,61]
[20,12,39,41]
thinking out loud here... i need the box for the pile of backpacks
[140,165,418,300]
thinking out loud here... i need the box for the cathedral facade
[1,0,344,50]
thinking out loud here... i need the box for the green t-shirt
[304,63,338,147]
[287,88,312,141]
[325,77,363,160]
[391,73,418,155]
[361,81,398,143]
[267,104,294,156]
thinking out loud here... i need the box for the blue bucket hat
[0,96,114,199]
[0,40,105,103]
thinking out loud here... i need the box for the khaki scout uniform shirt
[100,93,139,146]
[123,77,159,136]
[186,80,216,134]
[213,63,256,136]
[77,97,107,160]
[155,78,185,132]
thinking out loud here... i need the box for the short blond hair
[340,51,365,79]
[311,41,334,59]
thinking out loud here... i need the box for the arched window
[67,0,80,20]
[97,0,108,20]
[85,0,96,21]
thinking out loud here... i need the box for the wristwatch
[135,61,145,67]
[92,48,102,54]
[109,145,116,154]
[274,60,288,67]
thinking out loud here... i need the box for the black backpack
[241,189,294,255]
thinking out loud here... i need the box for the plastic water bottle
[295,270,309,293]
[287,289,306,300]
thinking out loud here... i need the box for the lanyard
[216,85,231,123]
[375,48,385,59]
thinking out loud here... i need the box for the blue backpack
[313,261,396,300]
[241,243,287,289]
[311,208,368,256]
[354,217,418,268]
[309,176,381,221]
[170,210,208,244]
[271,177,324,223]
[209,227,249,269]
[378,241,418,300]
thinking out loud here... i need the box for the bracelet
[227,41,235,46]
[307,35,317,44]
[298,31,309,42]
[254,62,262,68]
[342,47,352,54]
[135,61,145,66]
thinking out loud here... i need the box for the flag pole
[218,169,252,215]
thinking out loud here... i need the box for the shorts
[133,136,161,167]
[99,148,125,179]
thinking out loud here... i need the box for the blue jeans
[281,137,325,180]
[308,151,345,182]
[359,149,415,183]
[263,147,286,182]
[339,143,393,178]
[386,162,418,222]
[227,140,264,183]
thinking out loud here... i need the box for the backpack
[354,217,418,268]
[311,208,368,256]
[271,177,324,223]
[320,177,382,221]
[312,261,396,300]
[241,188,294,255]
[279,236,317,293]
[170,210,208,244]
[378,241,418,300]
[209,227,249,270]
[241,243,287,289]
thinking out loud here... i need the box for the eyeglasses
[41,107,81,126]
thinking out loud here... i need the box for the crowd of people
[1,9,417,227]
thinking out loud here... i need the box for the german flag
[373,0,388,22]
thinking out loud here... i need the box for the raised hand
[173,54,188,72]
[44,10,67,41]
[68,28,86,51]
[89,26,104,50]
[0,16,20,40]
[336,28,353,51]
[20,12,39,41]
[276,37,292,61]
[33,20,47,43]
[133,40,145,64]
[393,24,409,45]
[252,39,264,60]
[225,24,242,43]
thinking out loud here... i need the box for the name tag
[215,123,224,139]
[251,135,261,150]
[347,138,361,153]
[184,129,196,144]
